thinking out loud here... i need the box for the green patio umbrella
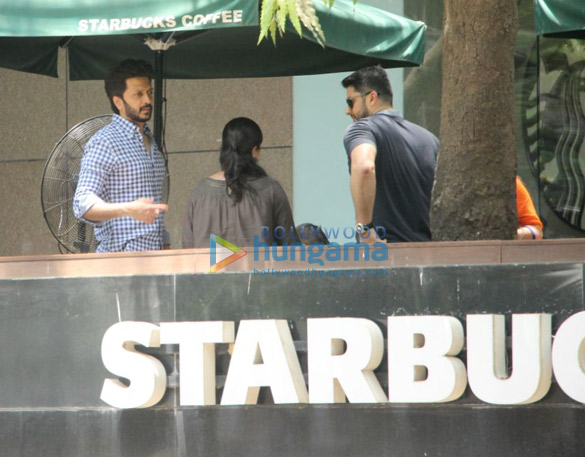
[0,0,426,144]
[0,0,425,78]
[534,0,585,38]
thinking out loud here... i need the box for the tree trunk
[431,0,518,240]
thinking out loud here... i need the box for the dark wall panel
[0,263,582,455]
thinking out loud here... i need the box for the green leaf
[269,20,277,44]
[287,0,302,37]
[258,0,327,47]
[276,0,288,34]
[258,0,277,44]
[297,0,325,46]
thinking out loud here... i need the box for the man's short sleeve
[343,120,377,168]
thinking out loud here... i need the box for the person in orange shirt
[516,176,543,240]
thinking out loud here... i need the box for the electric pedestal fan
[41,115,112,253]
[41,115,169,253]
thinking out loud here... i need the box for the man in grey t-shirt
[341,66,438,243]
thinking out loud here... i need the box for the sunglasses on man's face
[346,91,372,109]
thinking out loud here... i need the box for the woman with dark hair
[182,117,297,248]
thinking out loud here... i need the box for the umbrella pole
[154,50,164,152]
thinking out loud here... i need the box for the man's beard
[354,105,370,121]
[122,98,152,123]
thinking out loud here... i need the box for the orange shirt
[516,176,543,229]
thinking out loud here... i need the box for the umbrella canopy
[0,0,426,80]
[534,0,585,38]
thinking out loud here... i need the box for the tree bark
[431,0,518,240]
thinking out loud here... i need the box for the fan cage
[41,115,114,253]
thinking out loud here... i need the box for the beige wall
[0,51,292,256]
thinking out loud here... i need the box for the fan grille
[41,116,112,253]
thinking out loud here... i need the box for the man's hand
[516,225,543,240]
[357,226,380,245]
[125,198,168,224]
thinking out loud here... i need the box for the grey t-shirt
[343,110,438,242]
[182,176,296,248]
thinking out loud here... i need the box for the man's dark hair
[104,59,154,114]
[341,65,393,106]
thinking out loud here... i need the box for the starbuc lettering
[99,312,585,409]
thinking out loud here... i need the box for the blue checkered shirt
[73,115,166,253]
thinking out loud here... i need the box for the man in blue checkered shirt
[74,59,168,252]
